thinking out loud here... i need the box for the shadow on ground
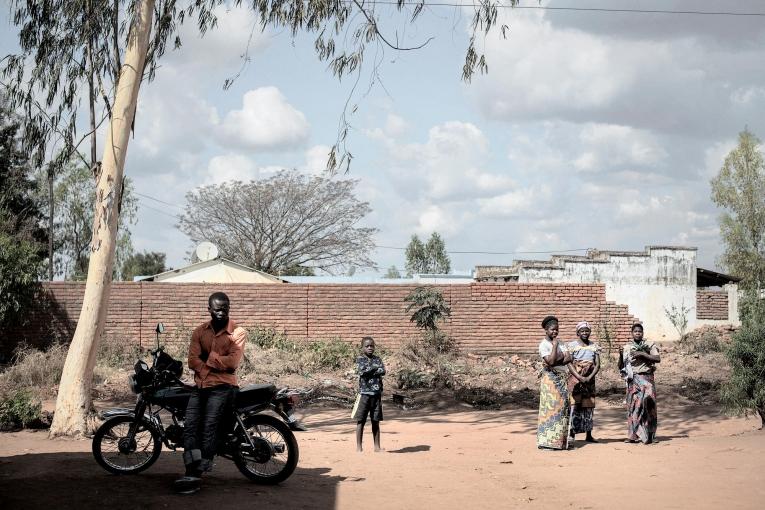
[0,450,344,510]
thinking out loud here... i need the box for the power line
[375,245,589,255]
[372,2,765,17]
[135,192,184,209]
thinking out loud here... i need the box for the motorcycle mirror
[156,323,165,334]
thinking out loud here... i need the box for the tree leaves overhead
[405,231,451,276]
[710,129,765,290]
[178,170,377,275]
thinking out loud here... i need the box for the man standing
[175,291,246,494]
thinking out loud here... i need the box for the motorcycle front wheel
[92,415,162,474]
[234,414,299,484]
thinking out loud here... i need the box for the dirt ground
[1,398,763,510]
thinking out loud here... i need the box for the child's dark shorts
[353,393,383,421]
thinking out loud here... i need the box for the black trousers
[183,384,234,473]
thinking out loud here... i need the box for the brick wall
[2,282,638,356]
[696,289,729,320]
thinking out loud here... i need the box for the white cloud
[163,5,269,75]
[303,145,332,175]
[478,186,552,219]
[204,153,259,184]
[384,114,409,138]
[219,87,310,151]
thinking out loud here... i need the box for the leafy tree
[0,95,46,325]
[42,162,137,280]
[404,286,453,352]
[710,129,765,290]
[179,170,377,275]
[5,0,520,436]
[405,232,451,275]
[721,291,765,428]
[425,232,451,274]
[384,265,401,279]
[120,251,168,281]
[405,235,427,276]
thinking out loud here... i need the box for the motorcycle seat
[235,384,276,408]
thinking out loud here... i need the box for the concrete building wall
[516,247,698,340]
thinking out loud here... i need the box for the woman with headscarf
[566,321,600,443]
[618,323,660,444]
[537,315,573,450]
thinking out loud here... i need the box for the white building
[475,246,740,340]
[140,258,285,283]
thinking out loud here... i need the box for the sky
[3,0,765,275]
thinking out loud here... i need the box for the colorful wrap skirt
[627,373,658,443]
[537,369,570,450]
[568,360,596,434]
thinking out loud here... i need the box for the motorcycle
[92,323,303,484]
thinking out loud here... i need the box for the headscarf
[576,321,591,333]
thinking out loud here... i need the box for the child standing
[353,336,385,452]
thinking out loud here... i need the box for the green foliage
[39,162,137,280]
[710,129,765,290]
[0,232,44,325]
[306,338,355,371]
[120,251,168,281]
[0,389,42,429]
[404,286,452,333]
[384,265,401,279]
[395,367,434,390]
[405,232,451,275]
[721,320,765,426]
[396,336,456,389]
[246,326,354,372]
[0,97,46,325]
[664,300,691,338]
[249,326,300,352]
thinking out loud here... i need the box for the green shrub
[249,326,300,352]
[404,287,454,353]
[306,338,355,371]
[396,368,434,390]
[0,389,42,429]
[721,322,765,428]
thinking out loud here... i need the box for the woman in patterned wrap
[567,321,600,443]
[619,323,661,444]
[537,315,573,450]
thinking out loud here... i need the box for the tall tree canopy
[710,129,765,290]
[0,95,47,325]
[179,170,377,275]
[405,232,451,275]
[120,250,167,281]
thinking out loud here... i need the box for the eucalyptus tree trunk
[50,0,155,437]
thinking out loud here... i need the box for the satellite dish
[195,242,219,262]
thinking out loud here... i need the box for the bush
[249,326,300,352]
[721,322,765,428]
[678,327,725,354]
[0,389,42,429]
[0,343,66,394]
[306,338,355,371]
[97,338,142,369]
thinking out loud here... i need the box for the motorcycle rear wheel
[92,415,162,474]
[234,414,299,484]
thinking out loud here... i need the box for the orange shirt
[188,319,247,388]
